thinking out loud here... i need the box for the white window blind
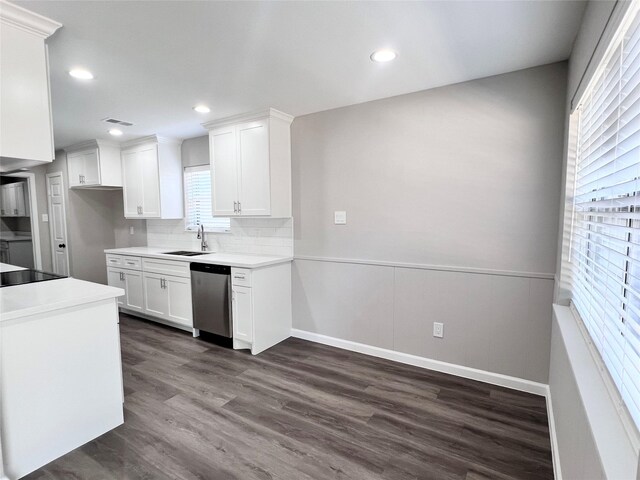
[184,165,230,232]
[571,5,640,430]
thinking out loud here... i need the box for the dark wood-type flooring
[26,313,554,480]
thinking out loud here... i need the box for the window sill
[553,304,638,479]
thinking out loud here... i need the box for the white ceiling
[18,0,587,149]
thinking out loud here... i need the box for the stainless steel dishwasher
[190,263,232,339]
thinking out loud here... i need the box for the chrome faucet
[197,224,208,251]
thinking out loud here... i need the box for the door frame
[4,171,43,269]
[46,172,70,275]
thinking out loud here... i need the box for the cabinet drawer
[231,268,251,287]
[106,254,124,267]
[122,256,142,270]
[142,257,190,278]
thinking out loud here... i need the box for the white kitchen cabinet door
[0,4,60,165]
[67,151,84,187]
[1,185,15,216]
[210,126,239,216]
[13,183,26,216]
[1,185,8,216]
[121,136,182,219]
[82,149,101,186]
[138,145,161,217]
[124,270,144,313]
[143,272,168,318]
[107,268,126,307]
[232,285,253,343]
[121,148,142,217]
[165,275,192,327]
[237,120,270,216]
[67,149,100,187]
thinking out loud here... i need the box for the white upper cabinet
[65,140,122,189]
[0,1,61,168]
[120,135,183,219]
[1,182,28,217]
[203,108,293,218]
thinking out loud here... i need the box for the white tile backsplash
[146,218,293,256]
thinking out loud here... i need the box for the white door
[46,173,70,276]
[232,285,253,342]
[143,272,168,317]
[107,268,126,306]
[139,145,160,217]
[210,126,239,216]
[82,149,100,186]
[237,120,270,216]
[121,149,142,217]
[166,275,192,326]
[124,270,144,312]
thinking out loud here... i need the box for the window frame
[183,164,231,233]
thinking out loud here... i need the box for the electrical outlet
[41,213,48,222]
[129,226,135,235]
[433,322,444,338]
[334,211,347,225]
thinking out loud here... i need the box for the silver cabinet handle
[13,209,17,215]
[233,201,237,213]
[79,174,82,184]
[238,202,241,213]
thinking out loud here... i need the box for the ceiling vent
[101,117,134,127]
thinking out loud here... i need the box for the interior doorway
[46,172,69,276]
[0,172,42,269]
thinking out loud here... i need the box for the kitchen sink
[162,250,208,256]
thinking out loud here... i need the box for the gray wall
[292,63,567,383]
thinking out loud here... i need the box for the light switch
[129,226,135,235]
[334,211,347,225]
[41,214,48,222]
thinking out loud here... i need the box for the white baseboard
[291,328,561,479]
[291,329,548,396]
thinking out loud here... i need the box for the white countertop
[1,264,124,323]
[104,246,293,268]
[0,262,26,273]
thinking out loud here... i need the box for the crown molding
[0,1,61,38]
[121,134,182,149]
[64,139,120,153]
[202,108,294,130]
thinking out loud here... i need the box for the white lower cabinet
[232,285,253,343]
[106,255,192,330]
[142,272,193,327]
[107,267,144,313]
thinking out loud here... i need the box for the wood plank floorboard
[25,313,554,480]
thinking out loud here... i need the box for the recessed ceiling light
[108,128,123,136]
[69,68,94,80]
[193,105,211,113]
[370,49,397,63]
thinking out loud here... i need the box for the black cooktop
[0,269,66,287]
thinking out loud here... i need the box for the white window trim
[563,0,640,443]
[183,164,231,233]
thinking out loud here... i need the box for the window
[183,165,230,232]
[570,2,640,430]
